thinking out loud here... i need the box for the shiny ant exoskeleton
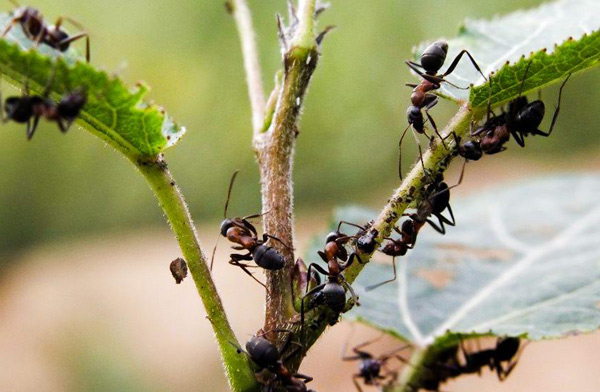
[2,66,87,139]
[301,222,363,327]
[464,62,571,158]
[399,41,486,178]
[2,1,91,62]
[342,334,410,392]
[211,171,289,288]
[235,330,315,392]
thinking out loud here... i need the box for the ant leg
[337,220,365,233]
[352,375,365,392]
[293,373,313,383]
[222,170,239,218]
[343,280,360,307]
[262,233,293,250]
[56,32,90,62]
[405,83,419,88]
[350,333,386,358]
[517,61,533,99]
[366,257,398,291]
[398,123,411,180]
[541,73,571,137]
[425,217,446,234]
[1,18,18,38]
[510,129,525,147]
[442,50,487,82]
[228,258,266,288]
[406,60,425,70]
[28,115,41,140]
[423,97,447,149]
[306,264,328,295]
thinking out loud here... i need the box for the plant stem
[137,156,259,392]
[230,0,266,135]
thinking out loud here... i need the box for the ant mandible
[301,221,364,327]
[2,1,91,62]
[399,41,487,179]
[211,171,290,288]
[342,333,410,392]
[2,65,87,139]
[235,330,315,392]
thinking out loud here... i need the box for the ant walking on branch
[2,1,91,62]
[2,63,87,139]
[342,333,411,392]
[234,330,315,392]
[301,221,364,328]
[400,41,486,179]
[212,171,291,288]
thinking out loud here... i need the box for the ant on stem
[399,41,486,179]
[234,329,315,392]
[211,171,291,288]
[2,1,91,62]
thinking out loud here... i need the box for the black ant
[470,62,571,155]
[2,1,90,62]
[457,336,524,381]
[364,222,417,291]
[211,171,290,288]
[234,330,315,392]
[2,65,87,139]
[301,221,363,327]
[342,333,410,392]
[399,41,486,179]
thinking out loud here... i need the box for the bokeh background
[0,0,599,391]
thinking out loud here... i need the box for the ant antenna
[210,170,240,270]
[398,123,411,181]
[224,170,239,218]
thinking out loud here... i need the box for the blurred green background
[0,0,598,257]
[0,1,599,391]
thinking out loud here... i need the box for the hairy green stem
[137,157,259,392]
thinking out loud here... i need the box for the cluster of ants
[161,21,571,392]
[1,2,89,139]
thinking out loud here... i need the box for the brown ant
[2,65,87,139]
[211,171,290,288]
[399,41,486,179]
[301,222,363,327]
[342,333,410,392]
[2,1,90,62]
[234,330,315,392]
[469,62,571,156]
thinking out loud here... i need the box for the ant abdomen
[321,282,347,313]
[253,245,285,270]
[517,101,545,128]
[420,41,448,74]
[245,336,280,369]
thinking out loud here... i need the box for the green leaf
[412,0,600,107]
[0,13,185,159]
[338,175,600,345]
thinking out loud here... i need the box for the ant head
[325,231,341,244]
[359,358,382,378]
[420,41,448,74]
[220,218,234,237]
[357,230,378,254]
[460,140,483,161]
[245,335,280,369]
[406,105,420,117]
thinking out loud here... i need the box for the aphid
[169,257,188,284]
[342,334,410,392]
[399,41,486,178]
[235,330,315,392]
[2,1,91,62]
[211,171,289,288]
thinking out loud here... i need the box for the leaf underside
[412,0,600,108]
[333,176,600,346]
[0,13,185,158]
